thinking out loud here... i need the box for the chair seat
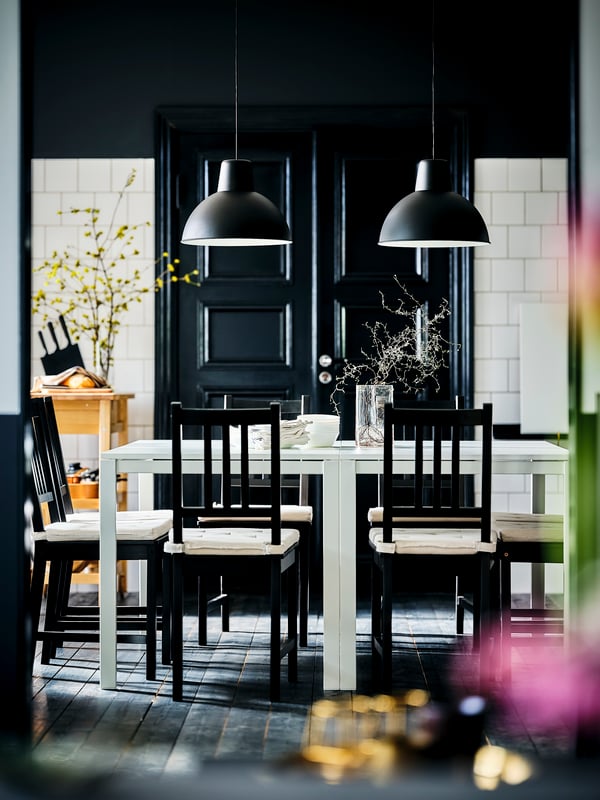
[165,527,300,556]
[43,514,172,541]
[199,504,313,523]
[491,512,564,543]
[369,527,497,555]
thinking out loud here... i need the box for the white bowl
[298,414,340,447]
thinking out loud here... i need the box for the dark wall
[31,0,573,159]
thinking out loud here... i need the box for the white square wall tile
[508,226,541,258]
[491,325,519,359]
[32,192,62,226]
[474,325,492,359]
[491,259,524,291]
[526,192,558,225]
[542,158,568,191]
[489,392,520,424]
[508,159,541,191]
[127,192,155,226]
[492,193,524,225]
[475,159,508,191]
[475,292,508,325]
[473,258,491,291]
[542,224,569,259]
[111,159,148,192]
[508,359,520,392]
[525,259,558,292]
[78,159,112,192]
[475,359,508,392]
[44,160,78,191]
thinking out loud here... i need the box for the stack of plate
[249,418,310,449]
[298,414,340,447]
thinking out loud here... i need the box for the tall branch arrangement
[331,276,459,412]
[32,169,200,382]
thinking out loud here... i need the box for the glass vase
[355,384,393,447]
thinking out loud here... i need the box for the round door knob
[318,371,333,384]
[319,354,333,368]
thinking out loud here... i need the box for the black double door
[155,106,473,597]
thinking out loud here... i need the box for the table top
[100,438,568,466]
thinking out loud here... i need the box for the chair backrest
[223,393,311,506]
[30,395,74,515]
[171,402,283,545]
[378,396,465,506]
[380,403,493,543]
[29,408,66,529]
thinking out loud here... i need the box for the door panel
[175,131,314,410]
[314,126,455,435]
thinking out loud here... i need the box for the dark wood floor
[26,587,577,787]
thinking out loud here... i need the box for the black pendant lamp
[378,4,489,249]
[181,2,291,247]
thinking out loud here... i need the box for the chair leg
[455,575,465,635]
[287,554,298,683]
[197,576,208,645]
[270,559,282,702]
[299,526,310,647]
[220,576,230,632]
[145,549,158,681]
[161,549,172,666]
[171,554,184,701]
[381,555,393,692]
[41,560,64,663]
[370,557,382,685]
[30,553,47,663]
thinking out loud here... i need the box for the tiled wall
[31,156,569,592]
[474,158,569,593]
[30,158,157,513]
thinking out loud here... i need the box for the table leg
[99,456,118,689]
[338,458,357,690]
[322,458,342,690]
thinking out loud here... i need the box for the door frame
[154,105,476,439]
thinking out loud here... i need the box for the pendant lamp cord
[431,0,435,160]
[234,0,239,160]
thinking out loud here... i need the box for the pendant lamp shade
[378,159,490,248]
[181,159,292,247]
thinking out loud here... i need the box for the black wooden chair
[368,402,494,691]
[218,394,313,647]
[29,395,172,680]
[491,511,564,676]
[166,401,299,701]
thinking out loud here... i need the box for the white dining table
[99,438,568,691]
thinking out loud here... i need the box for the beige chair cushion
[199,504,313,523]
[43,513,172,542]
[491,512,564,543]
[369,527,497,555]
[165,527,300,556]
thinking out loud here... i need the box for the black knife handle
[47,321,60,350]
[58,314,73,345]
[38,330,49,355]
